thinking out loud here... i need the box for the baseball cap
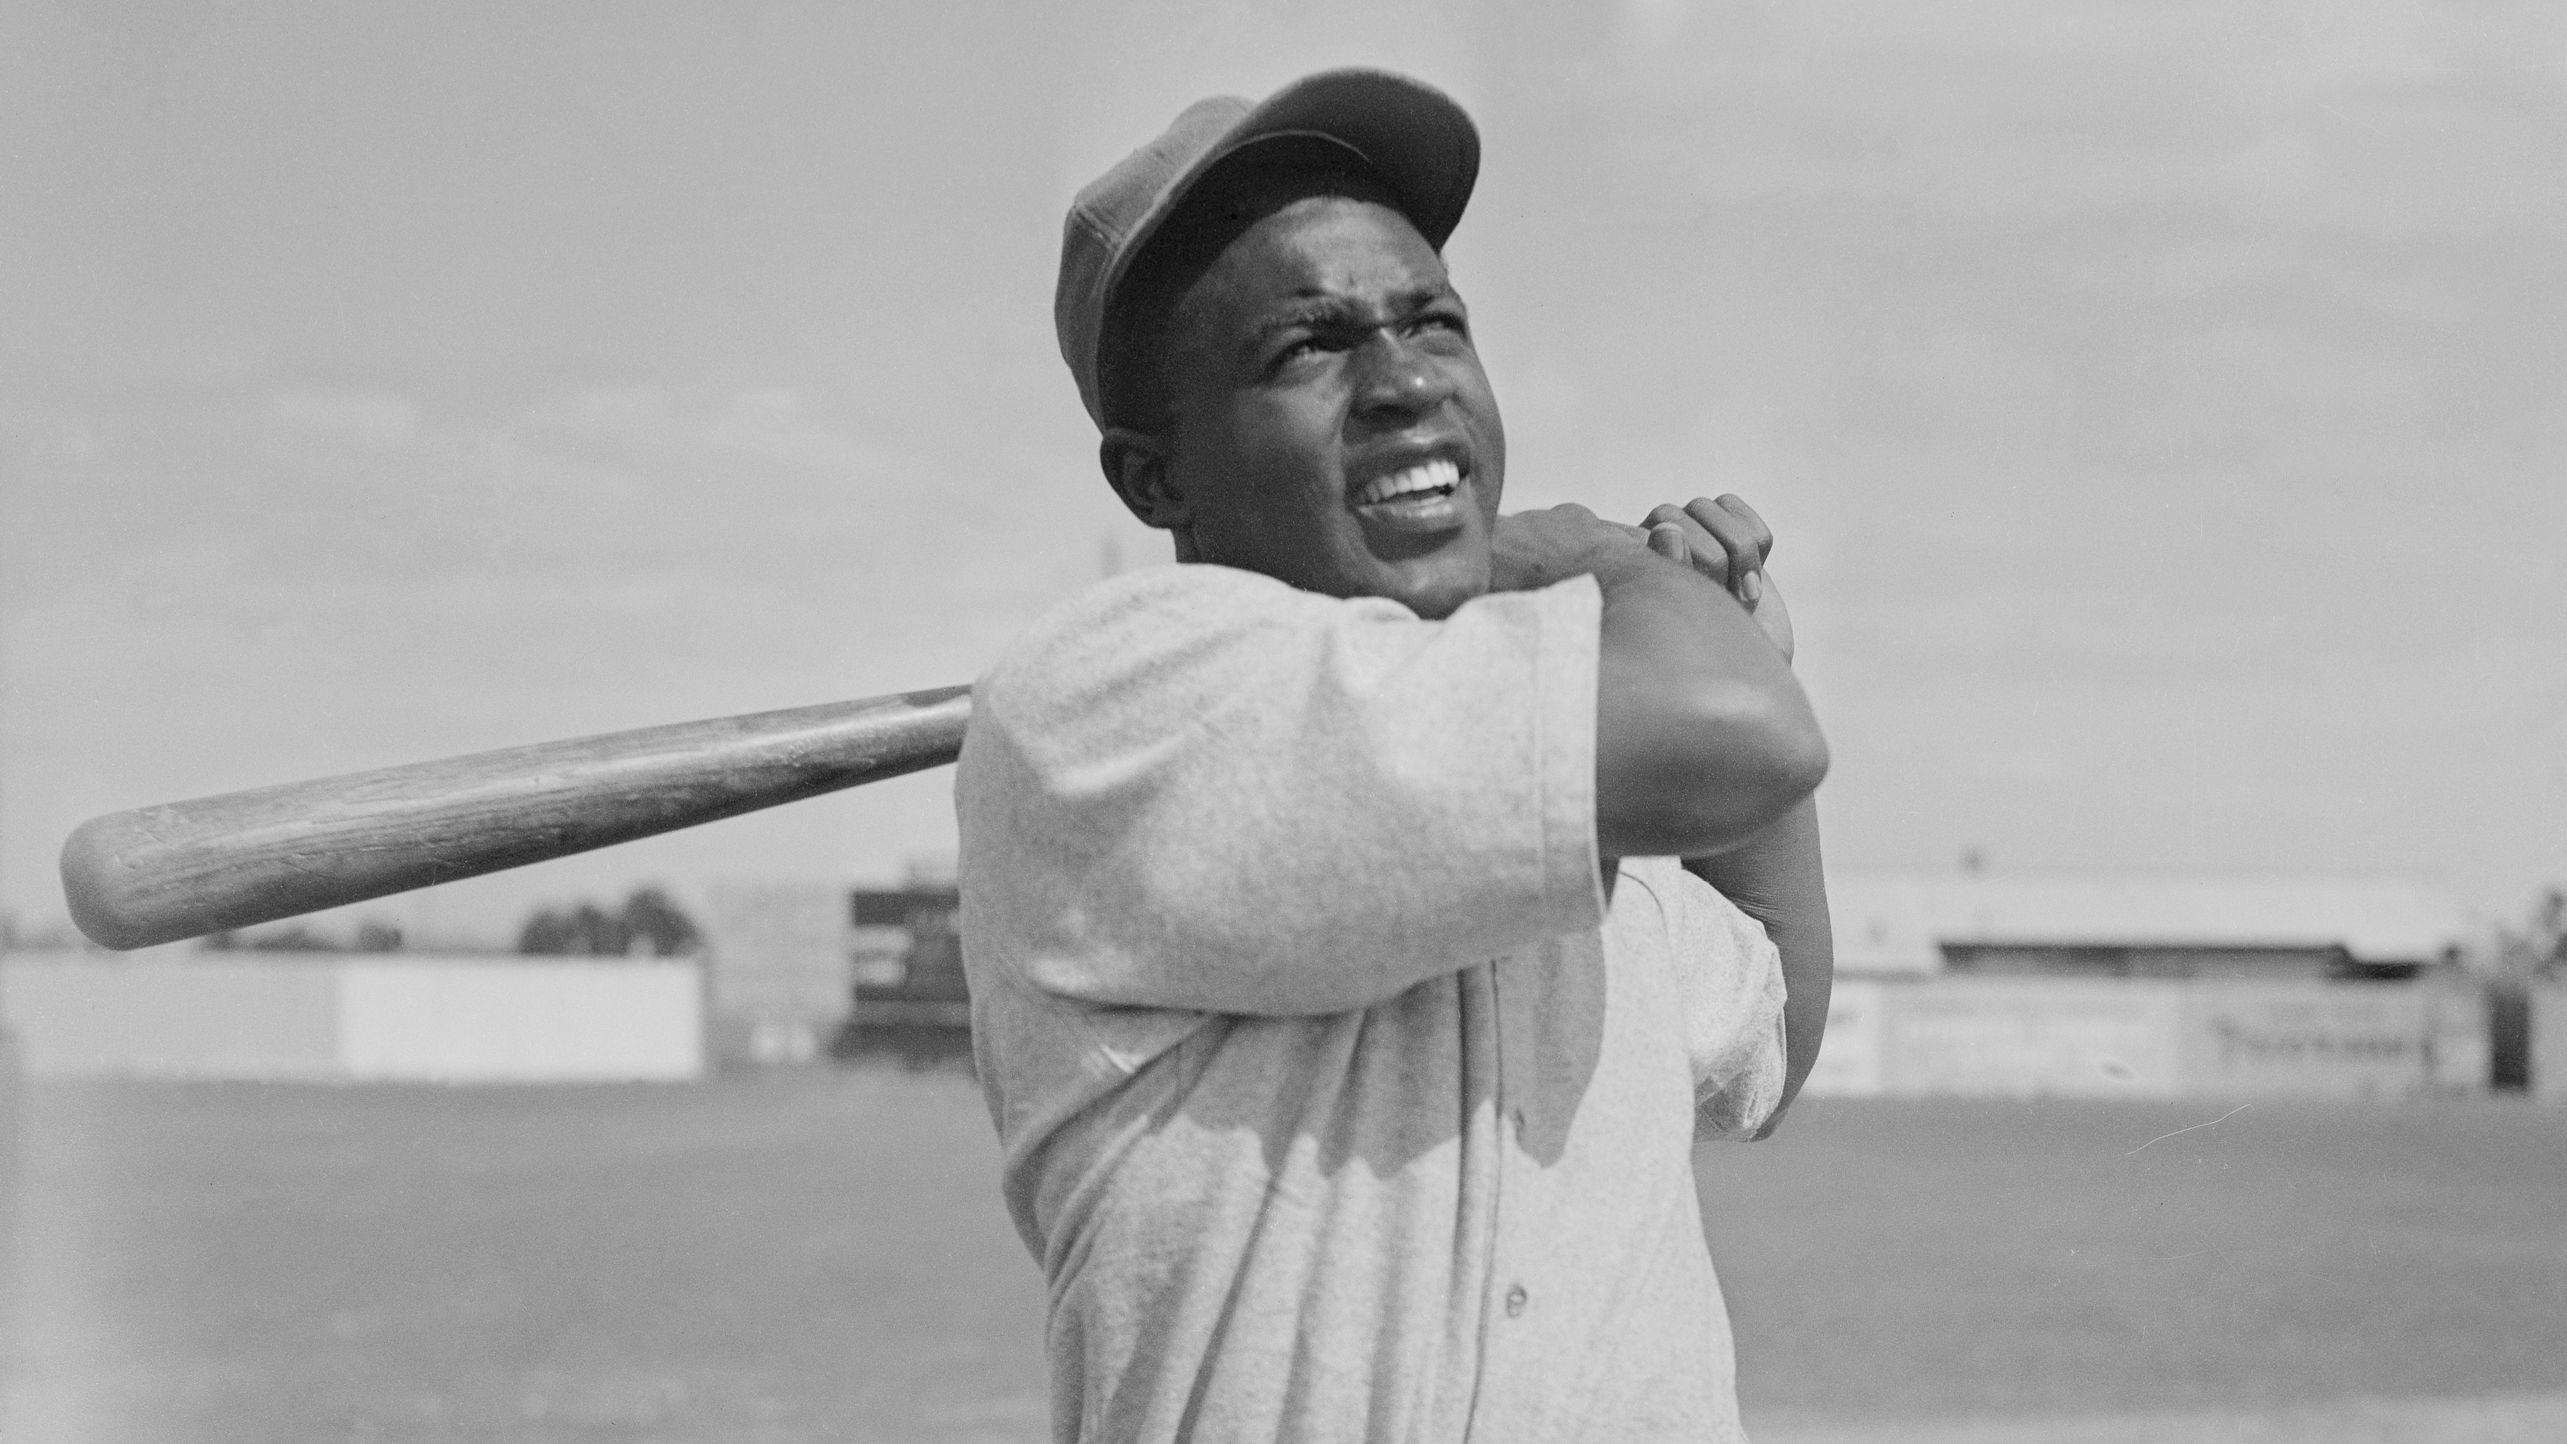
[1054,68,1482,430]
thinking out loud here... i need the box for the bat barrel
[61,685,972,950]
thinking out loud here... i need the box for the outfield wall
[1802,978,2484,1101]
[0,950,705,1082]
[0,952,2521,1098]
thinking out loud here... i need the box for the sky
[4,0,2561,946]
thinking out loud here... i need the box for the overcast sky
[4,0,2560,943]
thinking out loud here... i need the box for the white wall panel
[335,958,704,1082]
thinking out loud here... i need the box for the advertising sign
[2178,983,2430,1099]
[1880,978,2185,1098]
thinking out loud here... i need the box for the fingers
[1644,495,1773,602]
[1494,503,1671,590]
[1686,495,1772,604]
[1511,496,1784,631]
[1697,495,1774,566]
[1642,503,1721,585]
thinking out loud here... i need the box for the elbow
[1599,677,1828,857]
[1749,1097,1798,1142]
[1692,678,1829,840]
[1718,677,1829,803]
[1764,691,1833,808]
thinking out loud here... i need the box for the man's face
[1157,194,1505,619]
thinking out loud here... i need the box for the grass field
[3,1070,2561,1443]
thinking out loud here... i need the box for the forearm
[1683,796,1830,1134]
[1592,556,1826,857]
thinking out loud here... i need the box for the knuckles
[1491,502,1652,588]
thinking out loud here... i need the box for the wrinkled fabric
[956,564,1787,1444]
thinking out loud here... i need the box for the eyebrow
[1248,284,1459,343]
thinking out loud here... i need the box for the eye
[1270,332,1339,371]
[1413,309,1469,340]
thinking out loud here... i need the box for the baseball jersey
[955,563,1788,1444]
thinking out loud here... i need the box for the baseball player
[957,69,1833,1443]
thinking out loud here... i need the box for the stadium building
[1829,876,2465,982]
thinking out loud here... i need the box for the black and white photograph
[3,3,2562,1441]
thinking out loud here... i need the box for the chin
[1381,560,1490,620]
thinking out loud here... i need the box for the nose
[1349,331,1454,424]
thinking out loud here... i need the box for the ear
[1099,428,1191,533]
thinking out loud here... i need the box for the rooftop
[1828,875,2468,975]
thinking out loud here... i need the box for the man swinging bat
[58,60,1830,1444]
[956,69,1833,1443]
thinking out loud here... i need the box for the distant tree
[2491,887,2565,981]
[517,908,577,955]
[2483,886,2563,1090]
[569,903,624,955]
[353,920,405,953]
[244,924,336,951]
[620,887,702,957]
[516,888,701,957]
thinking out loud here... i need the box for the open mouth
[1351,457,1464,512]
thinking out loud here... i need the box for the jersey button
[1504,1284,1529,1317]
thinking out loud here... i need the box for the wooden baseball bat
[59,684,973,951]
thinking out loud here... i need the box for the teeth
[1355,459,1462,507]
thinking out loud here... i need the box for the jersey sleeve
[1648,861,1791,1141]
[956,564,1606,1016]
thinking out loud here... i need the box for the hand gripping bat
[58,685,973,950]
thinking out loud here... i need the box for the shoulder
[963,567,1325,784]
[1014,564,1317,647]
[973,565,1408,727]
[986,565,1325,685]
[964,565,1604,783]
